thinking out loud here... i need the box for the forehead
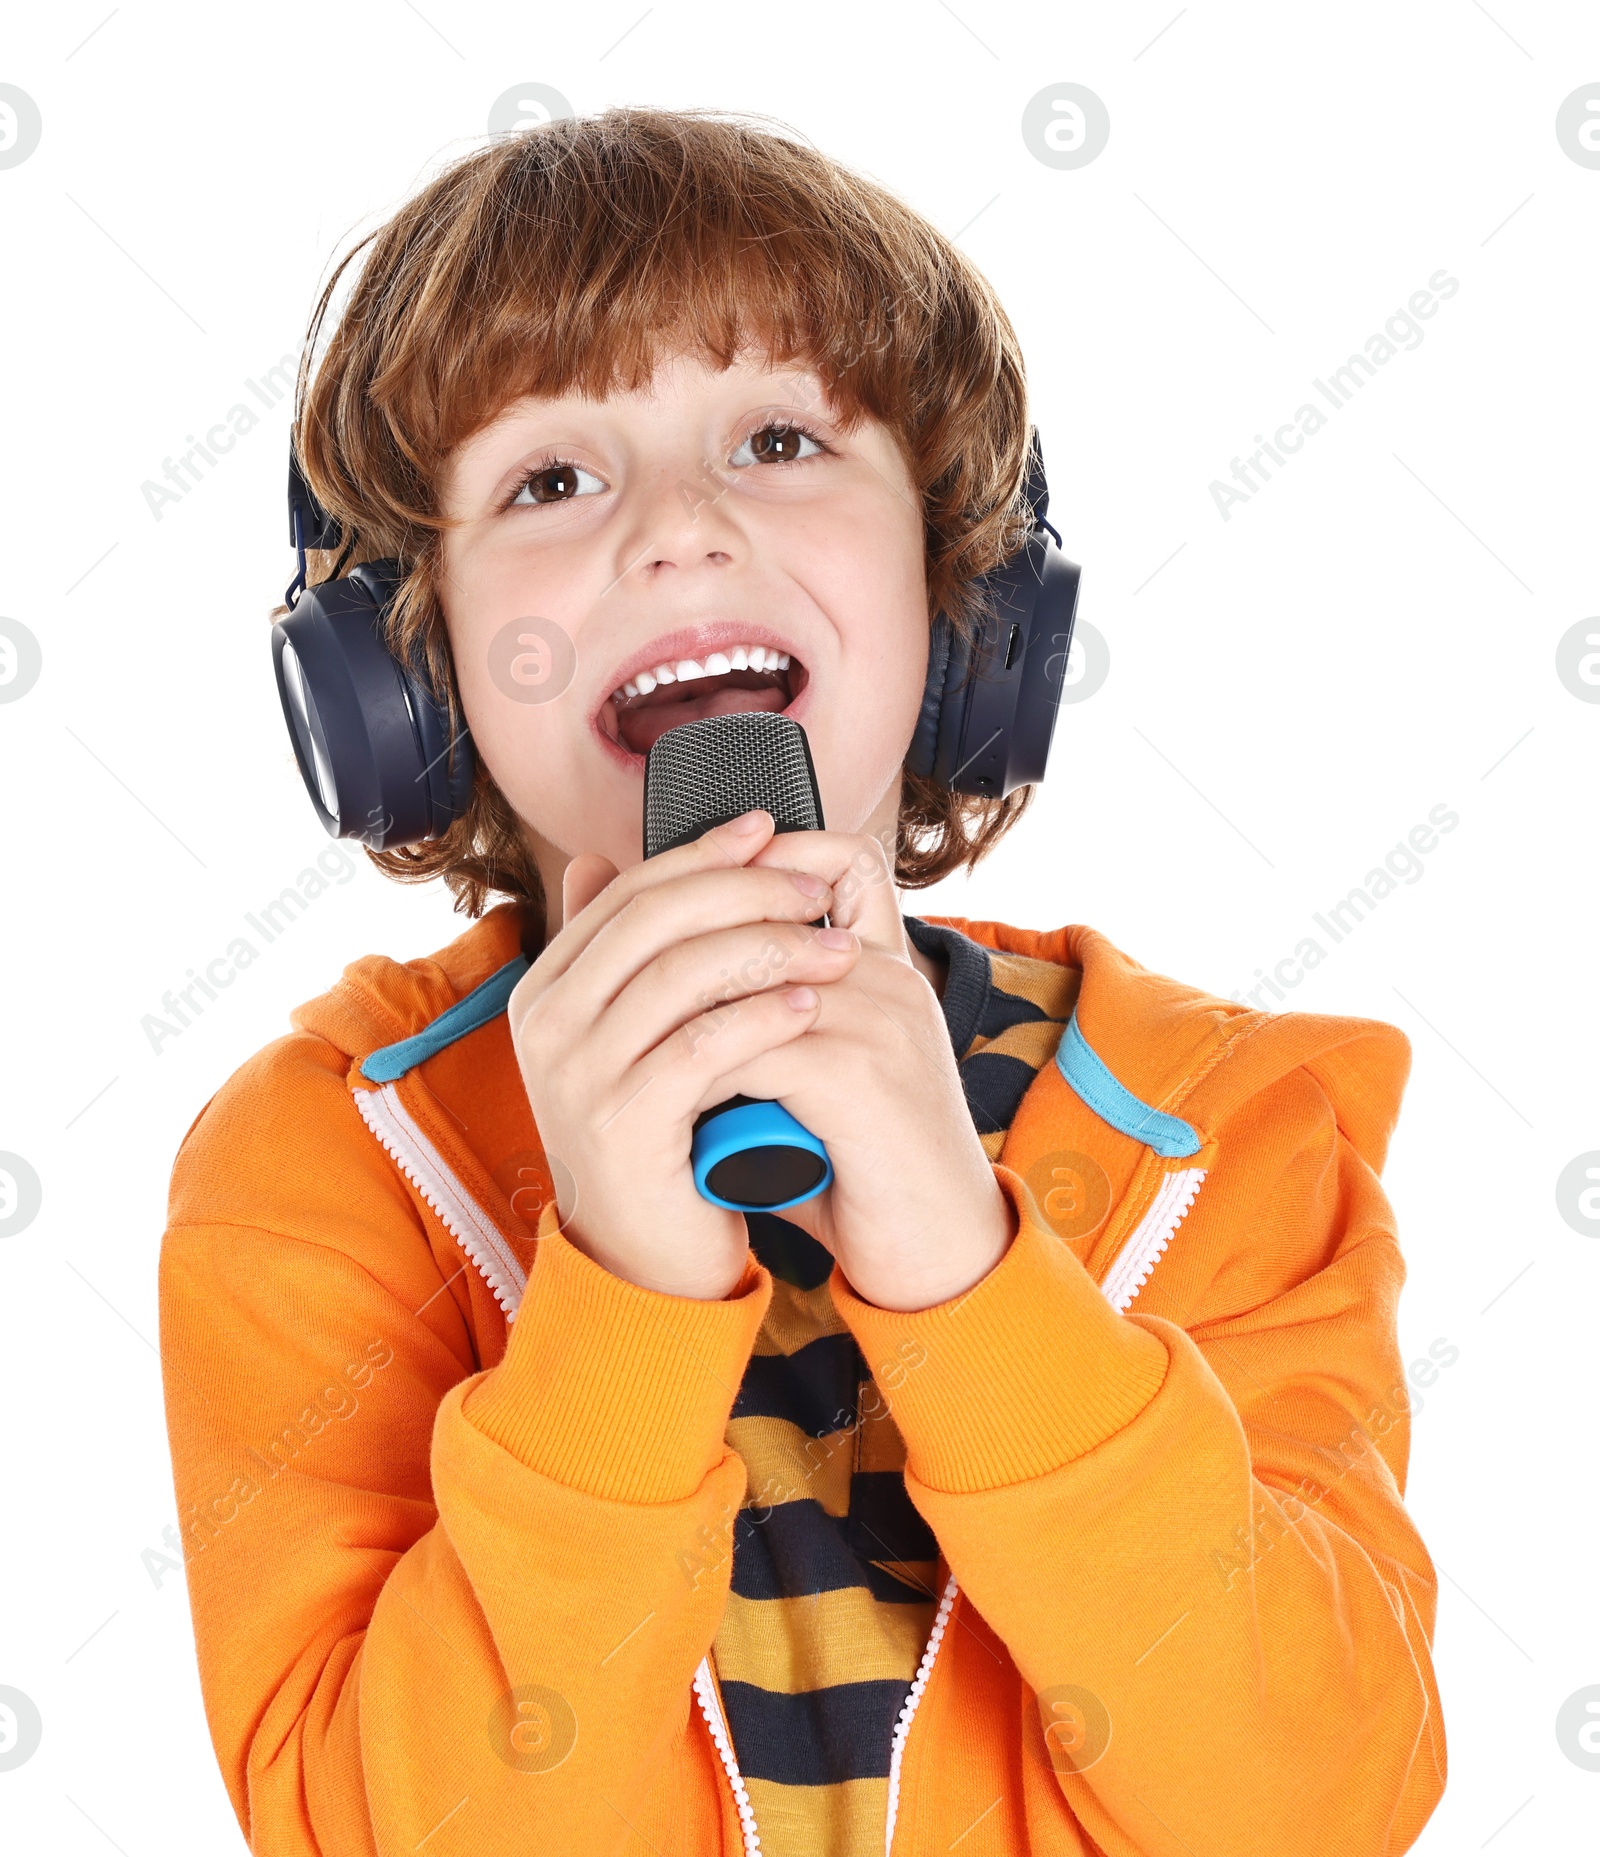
[469,352,835,435]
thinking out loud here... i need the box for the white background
[2,1,1597,1850]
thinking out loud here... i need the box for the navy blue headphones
[271,431,1081,849]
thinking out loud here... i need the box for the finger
[744,828,903,946]
[509,808,780,1037]
[540,859,840,1045]
[561,852,619,927]
[624,972,827,1134]
[725,951,954,1111]
[585,915,860,1081]
[538,808,779,985]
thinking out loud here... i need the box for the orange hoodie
[158,902,1445,1856]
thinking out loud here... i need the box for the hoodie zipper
[1099,1163,1208,1315]
[692,1659,764,1855]
[355,1077,1206,1857]
[882,1572,960,1856]
[683,1158,1211,1857]
[353,1082,528,1320]
[876,1155,1208,1857]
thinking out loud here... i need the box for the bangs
[373,128,909,462]
[300,107,1014,549]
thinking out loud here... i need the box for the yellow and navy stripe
[907,915,1083,1161]
[709,915,1080,1854]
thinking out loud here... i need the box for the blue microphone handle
[690,905,833,1213]
[690,1094,833,1213]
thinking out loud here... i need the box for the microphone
[643,710,834,1213]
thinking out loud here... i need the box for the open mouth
[597,643,809,760]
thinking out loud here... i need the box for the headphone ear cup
[346,562,477,838]
[906,611,955,781]
[272,560,476,849]
[903,533,1082,798]
[906,598,986,791]
[441,718,477,820]
[405,656,478,835]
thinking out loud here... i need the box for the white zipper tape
[878,1160,1208,1855]
[353,1082,528,1320]
[1100,1166,1208,1314]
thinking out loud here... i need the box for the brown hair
[293,105,1038,927]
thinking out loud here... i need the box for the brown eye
[731,423,823,468]
[752,427,806,461]
[509,461,605,506]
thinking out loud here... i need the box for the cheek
[799,501,930,823]
[438,547,587,811]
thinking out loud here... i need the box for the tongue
[618,681,789,757]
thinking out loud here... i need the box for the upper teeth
[612,645,792,704]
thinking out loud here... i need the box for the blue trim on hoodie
[360,955,531,1083]
[1054,1009,1203,1158]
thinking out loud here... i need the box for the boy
[160,107,1445,1855]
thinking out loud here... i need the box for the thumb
[561,851,620,930]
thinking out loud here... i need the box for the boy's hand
[507,810,1013,1312]
[506,809,860,1301]
[733,826,1017,1313]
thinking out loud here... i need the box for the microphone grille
[643,711,825,858]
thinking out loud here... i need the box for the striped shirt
[710,914,1083,1854]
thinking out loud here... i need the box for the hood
[290,901,534,1064]
[290,902,1411,1181]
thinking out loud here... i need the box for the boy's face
[436,352,930,897]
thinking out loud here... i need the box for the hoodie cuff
[463,1210,772,1505]
[828,1163,1169,1495]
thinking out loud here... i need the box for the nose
[621,457,742,579]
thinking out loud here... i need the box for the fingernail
[727,809,770,835]
[787,986,819,1010]
[789,871,827,898]
[816,926,855,950]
